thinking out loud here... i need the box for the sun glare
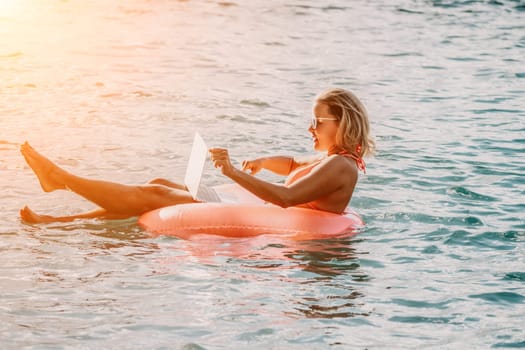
[0,0,22,16]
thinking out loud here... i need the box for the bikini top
[285,150,366,186]
[338,150,367,173]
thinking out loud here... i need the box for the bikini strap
[338,149,366,173]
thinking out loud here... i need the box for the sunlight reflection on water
[1,0,524,348]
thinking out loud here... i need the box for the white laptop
[184,132,224,203]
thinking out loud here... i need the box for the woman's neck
[327,145,345,156]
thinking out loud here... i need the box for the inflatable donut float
[138,184,363,240]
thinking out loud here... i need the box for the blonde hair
[316,88,375,158]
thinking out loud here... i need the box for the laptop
[184,132,223,203]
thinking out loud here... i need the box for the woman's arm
[210,148,353,208]
[242,154,323,176]
[242,156,297,176]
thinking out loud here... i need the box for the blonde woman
[20,88,374,223]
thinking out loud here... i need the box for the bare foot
[20,142,67,192]
[19,206,56,224]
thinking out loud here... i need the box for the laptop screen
[184,132,208,200]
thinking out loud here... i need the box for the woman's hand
[209,148,236,176]
[241,158,263,175]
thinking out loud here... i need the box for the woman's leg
[20,142,196,221]
[19,206,128,223]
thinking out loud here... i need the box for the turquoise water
[1,0,524,348]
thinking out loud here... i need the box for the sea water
[1,0,524,348]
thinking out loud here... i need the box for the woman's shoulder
[295,153,358,175]
[322,154,359,174]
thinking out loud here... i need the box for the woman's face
[309,102,339,152]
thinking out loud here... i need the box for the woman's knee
[148,178,169,185]
[140,184,171,197]
[147,178,186,190]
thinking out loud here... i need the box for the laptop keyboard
[197,185,222,203]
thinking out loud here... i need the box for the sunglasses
[310,117,338,130]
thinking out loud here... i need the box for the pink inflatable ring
[139,203,363,240]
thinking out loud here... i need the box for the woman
[20,88,374,223]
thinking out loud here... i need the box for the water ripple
[389,315,453,324]
[447,186,499,202]
[444,229,520,250]
[469,292,525,304]
[1,0,524,348]
[503,272,525,282]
